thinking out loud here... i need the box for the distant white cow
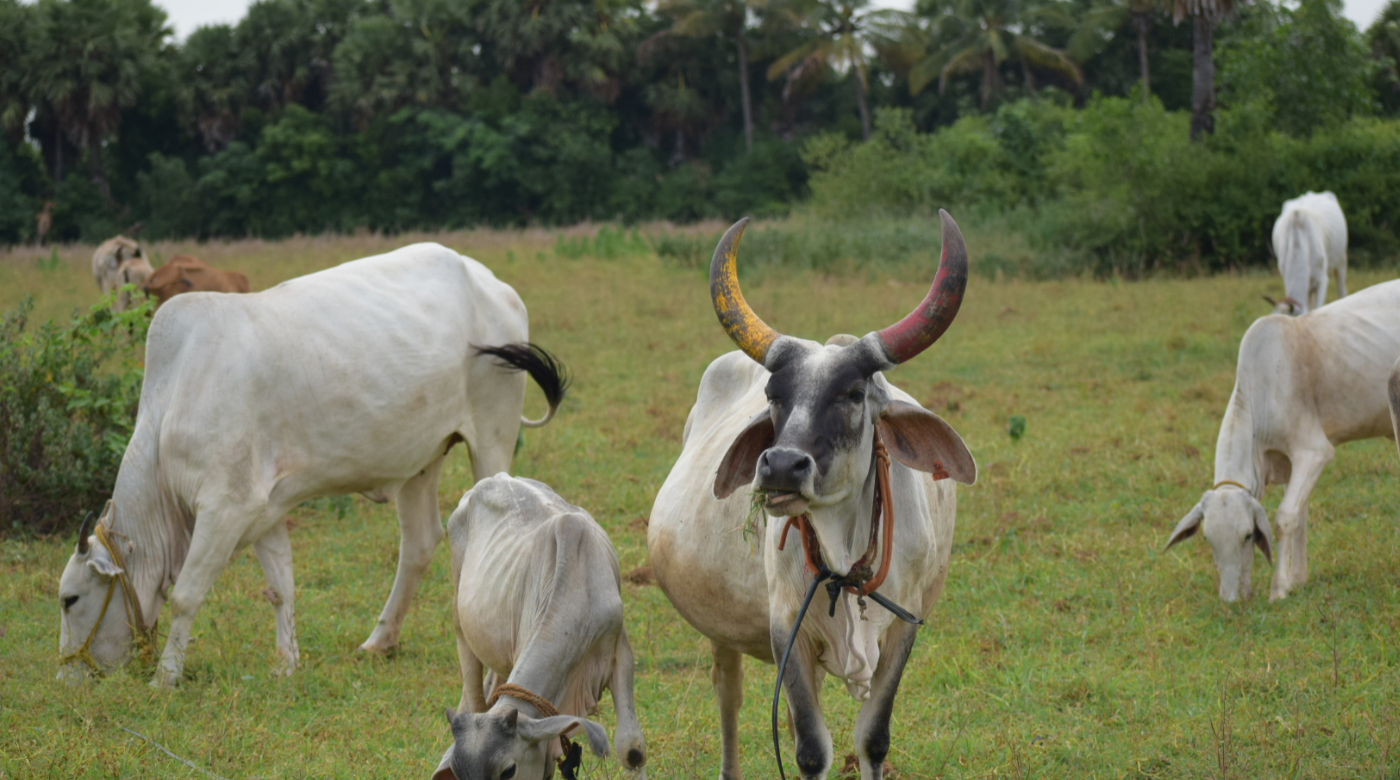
[1270,191,1347,315]
[434,476,646,780]
[1168,281,1400,601]
[649,212,976,780]
[57,244,568,687]
[92,236,150,312]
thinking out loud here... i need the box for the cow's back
[1278,191,1347,263]
[449,475,624,715]
[1238,280,1400,445]
[143,243,528,508]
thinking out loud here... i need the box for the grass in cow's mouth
[2,225,1399,778]
[744,490,772,546]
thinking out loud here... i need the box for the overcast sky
[155,0,1389,40]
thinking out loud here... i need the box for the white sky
[156,0,1389,40]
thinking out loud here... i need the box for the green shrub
[0,293,151,535]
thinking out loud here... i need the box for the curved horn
[709,218,780,365]
[76,511,96,554]
[876,209,969,365]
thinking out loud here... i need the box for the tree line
[0,0,1397,245]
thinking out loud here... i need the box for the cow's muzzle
[758,448,814,514]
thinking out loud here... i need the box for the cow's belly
[649,486,775,661]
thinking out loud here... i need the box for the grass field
[2,225,1399,779]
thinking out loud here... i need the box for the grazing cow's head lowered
[57,506,140,679]
[1166,487,1274,602]
[435,707,609,780]
[709,210,976,575]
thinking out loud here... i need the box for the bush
[0,293,151,535]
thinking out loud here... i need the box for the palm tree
[1070,0,1168,102]
[0,0,31,148]
[766,0,909,139]
[1367,0,1400,113]
[1174,0,1240,139]
[180,25,253,152]
[911,0,1083,109]
[26,0,168,201]
[477,0,638,100]
[658,0,758,152]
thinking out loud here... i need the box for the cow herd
[52,195,1400,780]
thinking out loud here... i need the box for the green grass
[1,226,1398,779]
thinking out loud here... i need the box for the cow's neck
[804,459,879,577]
[108,413,189,625]
[1213,385,1263,496]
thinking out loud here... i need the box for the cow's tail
[474,343,571,428]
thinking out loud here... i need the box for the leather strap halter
[486,682,581,779]
[60,521,157,673]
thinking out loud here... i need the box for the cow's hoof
[357,641,398,657]
[150,671,181,689]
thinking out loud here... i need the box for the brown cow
[144,255,251,305]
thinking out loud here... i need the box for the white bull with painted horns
[648,210,976,780]
[57,243,569,688]
[1167,280,1400,602]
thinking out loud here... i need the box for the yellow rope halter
[1213,480,1251,492]
[59,522,157,673]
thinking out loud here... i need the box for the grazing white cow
[1270,191,1348,315]
[434,475,646,780]
[648,211,976,780]
[1168,280,1400,601]
[57,244,568,687]
[92,236,151,312]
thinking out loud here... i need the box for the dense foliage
[0,0,1397,270]
[0,291,151,533]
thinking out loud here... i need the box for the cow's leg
[1335,260,1348,299]
[611,632,648,775]
[253,519,298,676]
[711,641,745,780]
[1271,449,1332,601]
[362,454,447,653]
[771,628,832,780]
[466,425,516,484]
[853,621,919,780]
[153,517,244,688]
[1314,270,1330,310]
[454,615,486,714]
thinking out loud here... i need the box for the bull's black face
[757,337,886,516]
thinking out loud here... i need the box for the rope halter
[59,521,157,674]
[485,682,584,780]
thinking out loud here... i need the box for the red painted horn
[876,210,969,364]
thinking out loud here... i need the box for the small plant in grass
[36,248,61,273]
[0,290,152,535]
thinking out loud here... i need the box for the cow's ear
[431,743,458,780]
[1251,502,1274,565]
[714,409,774,499]
[519,716,610,757]
[877,401,976,485]
[1166,502,1204,550]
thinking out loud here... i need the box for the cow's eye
[63,595,79,611]
[500,765,516,780]
[845,389,865,404]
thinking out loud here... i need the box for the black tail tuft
[474,342,571,412]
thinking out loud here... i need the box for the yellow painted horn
[709,218,780,365]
